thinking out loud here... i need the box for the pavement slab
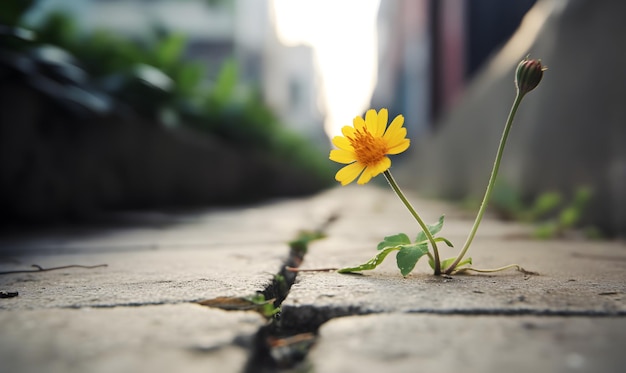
[0,304,262,373]
[0,197,335,310]
[281,238,626,330]
[309,313,626,373]
[0,246,285,310]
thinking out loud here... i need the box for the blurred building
[25,0,326,147]
[234,0,326,146]
[407,0,626,236]
[371,0,431,138]
[371,0,536,138]
[234,0,326,148]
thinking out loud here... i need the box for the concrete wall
[406,0,626,236]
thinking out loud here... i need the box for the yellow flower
[329,108,410,185]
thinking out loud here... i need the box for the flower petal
[332,136,353,151]
[385,127,407,148]
[329,149,356,164]
[364,109,378,135]
[341,125,356,138]
[376,108,388,137]
[357,157,391,184]
[356,169,374,185]
[335,162,365,186]
[353,116,366,132]
[387,139,410,155]
[370,156,392,176]
[383,114,405,140]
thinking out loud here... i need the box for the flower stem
[384,170,441,275]
[444,92,526,275]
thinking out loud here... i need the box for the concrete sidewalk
[286,186,626,373]
[0,185,624,373]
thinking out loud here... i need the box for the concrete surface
[0,199,328,373]
[310,314,626,373]
[1,185,625,373]
[282,187,625,330]
[0,304,261,373]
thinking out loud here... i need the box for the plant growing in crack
[331,57,546,277]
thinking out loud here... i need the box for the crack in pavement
[242,221,332,372]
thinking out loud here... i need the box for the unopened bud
[515,58,545,94]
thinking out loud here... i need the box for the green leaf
[428,256,472,271]
[245,294,280,317]
[528,192,562,219]
[415,215,445,242]
[377,233,411,250]
[396,243,429,277]
[288,230,326,254]
[558,207,580,228]
[338,246,400,273]
[434,237,454,247]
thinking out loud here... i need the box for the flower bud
[515,58,545,94]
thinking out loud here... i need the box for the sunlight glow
[272,0,381,138]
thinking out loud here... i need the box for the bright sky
[272,0,381,138]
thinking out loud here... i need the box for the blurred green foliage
[491,180,563,222]
[2,2,332,183]
[489,181,599,239]
[0,0,35,26]
[245,293,281,318]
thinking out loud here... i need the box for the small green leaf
[338,246,400,273]
[288,230,326,254]
[396,243,429,277]
[528,192,562,219]
[245,294,280,317]
[377,233,411,250]
[558,207,580,228]
[415,215,445,242]
[434,237,454,247]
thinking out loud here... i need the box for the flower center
[349,128,388,167]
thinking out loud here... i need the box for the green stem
[384,170,441,275]
[444,91,526,275]
[451,264,537,275]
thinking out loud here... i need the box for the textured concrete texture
[310,314,626,373]
[280,185,626,372]
[0,304,262,373]
[1,185,625,372]
[0,197,330,373]
[281,187,625,327]
[0,200,320,309]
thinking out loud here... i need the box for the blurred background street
[1,0,625,237]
